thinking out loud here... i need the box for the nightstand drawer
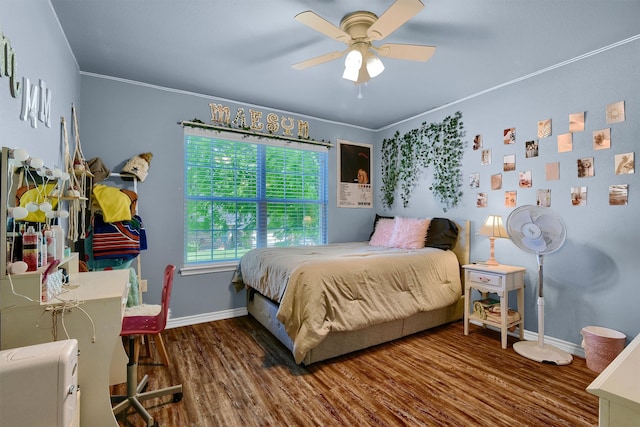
[468,271,502,289]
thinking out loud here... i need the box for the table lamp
[477,215,509,266]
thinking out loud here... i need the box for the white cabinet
[1,267,129,427]
[587,333,640,427]
[0,339,80,427]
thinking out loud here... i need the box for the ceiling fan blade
[367,0,425,41]
[375,43,435,62]
[292,50,346,70]
[295,11,352,43]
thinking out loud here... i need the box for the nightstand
[463,263,526,349]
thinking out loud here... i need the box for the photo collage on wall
[471,100,632,208]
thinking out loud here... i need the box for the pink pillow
[388,217,431,249]
[369,218,395,246]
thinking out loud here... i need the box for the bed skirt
[247,290,465,365]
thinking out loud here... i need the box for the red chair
[112,265,182,426]
[122,290,172,366]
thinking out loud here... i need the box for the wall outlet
[139,279,148,292]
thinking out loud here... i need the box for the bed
[233,217,470,365]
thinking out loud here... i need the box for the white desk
[1,268,129,427]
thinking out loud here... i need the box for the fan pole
[513,251,572,365]
[536,253,545,348]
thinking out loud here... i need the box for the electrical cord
[6,271,38,303]
[8,272,97,344]
[42,297,97,343]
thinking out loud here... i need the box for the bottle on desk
[51,225,65,261]
[45,230,56,264]
[6,231,22,263]
[22,226,39,271]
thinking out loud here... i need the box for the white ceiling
[50,0,640,130]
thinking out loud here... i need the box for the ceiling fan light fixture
[293,1,435,82]
[366,53,385,78]
[343,49,363,82]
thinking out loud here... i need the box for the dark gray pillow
[425,218,458,250]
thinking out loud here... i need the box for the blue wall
[375,38,640,346]
[0,0,80,167]
[77,75,375,320]
[2,1,638,350]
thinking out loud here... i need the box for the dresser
[587,333,640,427]
[1,257,129,427]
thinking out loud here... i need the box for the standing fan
[506,205,573,365]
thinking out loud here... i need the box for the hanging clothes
[89,212,146,261]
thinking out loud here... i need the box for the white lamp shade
[342,66,359,82]
[343,49,363,82]
[366,53,385,78]
[478,215,509,238]
[478,214,508,266]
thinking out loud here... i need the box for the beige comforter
[235,242,462,363]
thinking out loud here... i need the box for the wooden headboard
[452,220,470,266]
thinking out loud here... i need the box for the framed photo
[537,189,551,207]
[609,184,628,205]
[469,172,480,188]
[491,173,502,190]
[615,152,634,175]
[504,127,516,144]
[476,192,488,208]
[593,128,611,150]
[504,191,517,207]
[337,140,372,208]
[473,134,482,150]
[503,154,515,172]
[538,119,551,138]
[481,149,491,165]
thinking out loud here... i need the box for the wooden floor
[112,317,600,427]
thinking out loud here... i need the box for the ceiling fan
[292,0,436,85]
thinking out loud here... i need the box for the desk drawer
[468,271,502,289]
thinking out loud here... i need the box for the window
[184,128,328,266]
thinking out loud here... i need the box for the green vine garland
[380,111,465,212]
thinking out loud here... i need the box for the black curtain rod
[178,120,333,148]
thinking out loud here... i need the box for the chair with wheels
[122,298,171,367]
[112,264,183,427]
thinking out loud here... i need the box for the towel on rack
[92,184,132,222]
[127,267,140,307]
[16,184,59,223]
[91,212,143,260]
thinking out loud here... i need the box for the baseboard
[521,329,585,359]
[474,320,586,358]
[167,309,585,358]
[166,307,247,329]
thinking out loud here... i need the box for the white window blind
[183,128,328,265]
